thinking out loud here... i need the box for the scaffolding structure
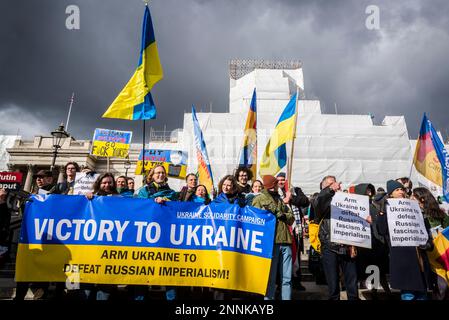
[229,59,302,80]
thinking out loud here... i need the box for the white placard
[386,198,428,247]
[330,192,372,249]
[73,172,100,195]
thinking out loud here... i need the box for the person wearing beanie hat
[33,170,56,194]
[252,175,294,300]
[262,175,278,189]
[376,179,434,300]
[386,180,405,197]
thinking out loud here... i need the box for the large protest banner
[16,195,275,294]
[0,172,22,191]
[386,198,428,247]
[330,192,371,248]
[91,128,132,158]
[135,149,187,179]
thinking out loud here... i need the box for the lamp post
[124,157,131,177]
[50,123,69,171]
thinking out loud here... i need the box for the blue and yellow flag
[103,5,163,120]
[427,226,449,287]
[413,113,449,202]
[259,93,297,176]
[192,106,215,193]
[238,88,257,180]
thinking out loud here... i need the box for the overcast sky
[1,0,449,141]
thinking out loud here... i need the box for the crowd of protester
[0,161,448,301]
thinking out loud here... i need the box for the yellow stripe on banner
[16,244,270,295]
[91,141,130,158]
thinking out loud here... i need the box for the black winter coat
[376,199,435,292]
[313,187,350,255]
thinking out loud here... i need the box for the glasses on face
[36,176,45,180]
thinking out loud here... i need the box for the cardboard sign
[91,128,132,158]
[386,198,428,247]
[73,172,100,195]
[135,149,187,179]
[0,172,23,191]
[330,192,372,249]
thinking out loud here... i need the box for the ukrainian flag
[192,106,215,193]
[103,5,163,120]
[259,93,297,176]
[413,113,449,202]
[238,88,257,180]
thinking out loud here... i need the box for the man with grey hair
[313,175,359,300]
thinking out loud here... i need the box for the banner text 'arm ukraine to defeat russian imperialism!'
[16,195,275,295]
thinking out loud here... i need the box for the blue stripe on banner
[132,91,156,120]
[21,195,276,259]
[277,93,296,124]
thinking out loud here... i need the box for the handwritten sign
[73,172,100,195]
[91,128,132,158]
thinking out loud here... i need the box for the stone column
[23,164,35,192]
[57,166,65,183]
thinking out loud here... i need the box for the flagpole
[65,92,75,132]
[287,86,300,188]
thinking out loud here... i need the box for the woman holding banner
[136,165,177,300]
[85,173,119,300]
[193,185,211,204]
[213,175,246,207]
[137,165,177,202]
[376,180,434,300]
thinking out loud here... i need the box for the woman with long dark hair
[412,187,449,300]
[412,187,449,230]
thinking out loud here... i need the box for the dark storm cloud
[1,0,449,141]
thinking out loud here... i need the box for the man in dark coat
[314,175,359,300]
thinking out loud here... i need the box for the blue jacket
[213,192,246,207]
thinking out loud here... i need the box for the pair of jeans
[265,244,292,300]
[401,290,427,300]
[321,247,358,300]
